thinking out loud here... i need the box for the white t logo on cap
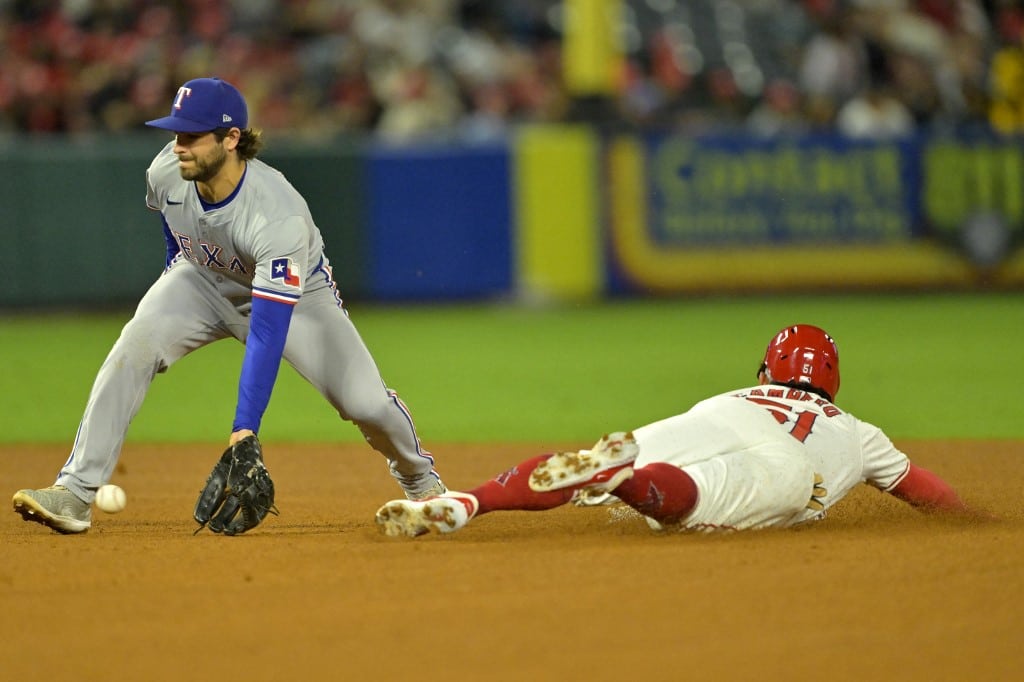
[173,86,192,110]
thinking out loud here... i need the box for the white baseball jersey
[633,384,911,531]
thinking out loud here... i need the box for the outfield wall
[1,127,1021,308]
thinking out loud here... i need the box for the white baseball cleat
[376,492,479,538]
[529,431,639,494]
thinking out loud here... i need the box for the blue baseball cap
[146,77,248,133]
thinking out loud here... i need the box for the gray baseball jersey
[145,141,326,301]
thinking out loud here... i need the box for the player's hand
[230,428,255,445]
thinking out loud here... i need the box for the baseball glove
[193,435,277,535]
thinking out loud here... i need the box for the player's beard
[179,144,228,184]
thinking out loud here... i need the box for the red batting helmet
[757,325,840,401]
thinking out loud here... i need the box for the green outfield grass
[1,292,1020,445]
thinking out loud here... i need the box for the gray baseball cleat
[402,475,448,501]
[376,492,479,538]
[13,485,92,534]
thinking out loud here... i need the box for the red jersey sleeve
[888,463,966,512]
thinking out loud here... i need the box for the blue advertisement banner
[603,132,1024,294]
[644,134,922,246]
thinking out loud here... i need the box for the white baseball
[95,484,127,513]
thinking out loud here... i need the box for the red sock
[468,454,575,515]
[612,463,698,523]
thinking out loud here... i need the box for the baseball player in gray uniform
[376,324,980,537]
[13,77,445,534]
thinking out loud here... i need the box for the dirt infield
[2,440,1021,681]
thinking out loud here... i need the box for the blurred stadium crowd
[2,0,1024,141]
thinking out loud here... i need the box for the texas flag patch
[271,257,300,287]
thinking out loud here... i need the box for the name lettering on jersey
[200,243,226,269]
[175,233,195,262]
[271,257,301,287]
[745,387,842,417]
[172,231,249,276]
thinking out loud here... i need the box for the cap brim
[145,116,216,133]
